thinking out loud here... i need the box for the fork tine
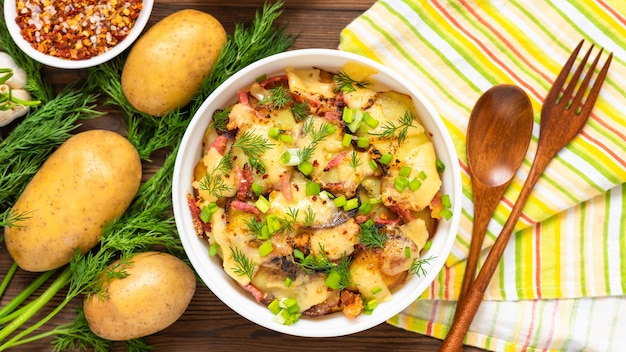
[544,40,584,106]
[578,51,613,118]
[563,43,594,107]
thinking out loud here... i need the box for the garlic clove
[0,87,31,127]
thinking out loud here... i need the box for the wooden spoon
[457,84,534,305]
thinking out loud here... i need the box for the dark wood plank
[1,1,485,350]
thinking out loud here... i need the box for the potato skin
[5,130,142,272]
[83,251,197,341]
[121,9,227,116]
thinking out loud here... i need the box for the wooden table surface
[1,1,485,351]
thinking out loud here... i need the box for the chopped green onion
[342,133,353,147]
[436,159,446,173]
[394,177,409,192]
[279,134,293,143]
[259,240,274,257]
[358,201,372,214]
[423,241,432,251]
[268,299,281,314]
[348,110,364,132]
[280,297,300,314]
[399,166,412,178]
[200,206,212,223]
[208,243,220,257]
[268,126,280,139]
[369,198,382,205]
[442,194,451,208]
[254,196,271,213]
[298,161,314,176]
[379,153,393,165]
[306,181,321,196]
[371,286,382,295]
[293,248,305,260]
[343,198,359,211]
[325,270,342,290]
[357,136,370,149]
[280,148,301,166]
[256,74,267,83]
[368,159,378,170]
[409,178,422,191]
[362,112,379,128]
[404,246,411,258]
[440,208,453,220]
[251,182,264,195]
[258,224,270,239]
[418,170,427,180]
[284,277,293,287]
[334,195,347,208]
[342,107,355,123]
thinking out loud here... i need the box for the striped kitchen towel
[339,0,626,350]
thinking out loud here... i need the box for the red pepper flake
[14,0,143,60]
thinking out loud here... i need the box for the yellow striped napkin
[339,0,626,350]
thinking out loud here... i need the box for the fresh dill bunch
[359,219,387,249]
[408,255,436,277]
[333,70,370,93]
[0,89,101,213]
[51,310,114,352]
[191,1,298,113]
[231,246,256,281]
[369,111,417,144]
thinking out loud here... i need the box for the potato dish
[187,63,449,324]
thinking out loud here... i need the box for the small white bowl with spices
[3,0,153,69]
[173,49,463,337]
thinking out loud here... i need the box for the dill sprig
[261,85,292,108]
[408,255,436,277]
[211,108,231,131]
[297,120,336,162]
[291,101,309,122]
[349,151,362,171]
[333,70,370,93]
[369,111,418,144]
[0,89,101,215]
[199,153,234,199]
[232,130,273,173]
[294,247,352,290]
[359,219,387,249]
[230,246,256,281]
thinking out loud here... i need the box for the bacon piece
[340,290,364,319]
[231,200,260,214]
[241,283,264,302]
[186,194,211,237]
[236,165,254,201]
[259,74,289,88]
[323,151,347,172]
[323,110,342,121]
[281,172,293,203]
[237,89,250,105]
[209,135,228,155]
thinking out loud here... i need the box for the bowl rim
[172,48,462,337]
[3,0,154,69]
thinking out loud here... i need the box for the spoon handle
[439,151,554,352]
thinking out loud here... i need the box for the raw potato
[121,9,227,116]
[83,251,197,341]
[4,130,142,272]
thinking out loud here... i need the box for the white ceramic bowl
[3,0,153,69]
[173,49,462,337]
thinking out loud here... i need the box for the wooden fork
[439,40,613,352]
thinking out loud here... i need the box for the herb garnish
[294,247,351,290]
[369,111,418,144]
[297,120,336,163]
[291,101,309,122]
[232,130,274,173]
[359,219,387,249]
[211,108,231,131]
[231,247,256,281]
[261,85,292,108]
[199,153,234,199]
[349,151,362,171]
[333,71,370,93]
[408,256,436,277]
